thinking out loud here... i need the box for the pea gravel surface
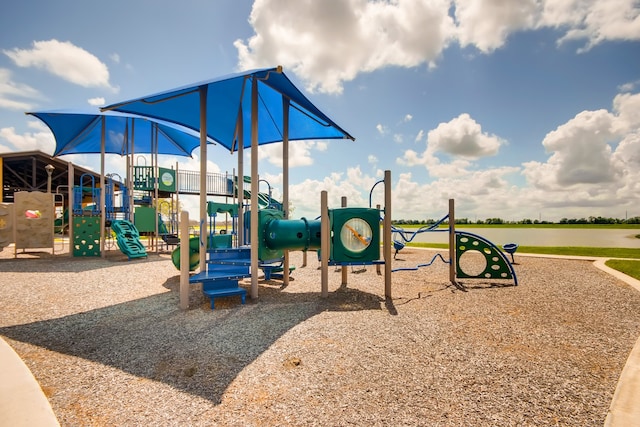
[1,245,640,426]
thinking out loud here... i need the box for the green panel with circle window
[329,208,380,262]
[158,167,176,192]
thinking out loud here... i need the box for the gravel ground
[1,244,640,426]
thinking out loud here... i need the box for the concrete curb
[0,337,60,427]
[592,259,640,427]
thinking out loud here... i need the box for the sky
[1,0,639,223]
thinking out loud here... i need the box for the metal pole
[199,86,208,273]
[45,164,54,193]
[283,97,290,287]
[100,118,106,258]
[250,77,259,300]
[237,112,244,246]
[68,163,74,257]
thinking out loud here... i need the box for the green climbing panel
[73,216,101,257]
[455,231,514,282]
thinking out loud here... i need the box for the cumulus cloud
[0,121,55,153]
[88,97,105,106]
[521,92,640,217]
[0,68,41,111]
[398,113,504,177]
[542,0,640,51]
[235,0,455,94]
[428,113,504,158]
[4,39,117,91]
[454,0,539,52]
[256,140,327,168]
[235,0,640,94]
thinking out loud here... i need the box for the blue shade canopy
[26,110,212,157]
[101,67,354,151]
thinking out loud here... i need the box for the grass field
[405,242,640,280]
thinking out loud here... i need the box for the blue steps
[190,247,250,309]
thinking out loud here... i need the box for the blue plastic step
[202,287,247,309]
[189,268,250,284]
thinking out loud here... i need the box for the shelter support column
[282,97,290,287]
[250,77,259,299]
[199,86,208,273]
[100,118,106,258]
[68,162,74,257]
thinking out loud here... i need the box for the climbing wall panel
[14,191,54,251]
[73,216,101,257]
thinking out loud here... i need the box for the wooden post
[341,196,347,285]
[376,203,382,275]
[179,211,190,309]
[321,191,329,298]
[384,170,392,298]
[449,199,456,286]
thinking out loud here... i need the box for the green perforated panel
[455,232,513,280]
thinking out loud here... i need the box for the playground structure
[181,170,518,310]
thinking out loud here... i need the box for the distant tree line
[391,216,640,225]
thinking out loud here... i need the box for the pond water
[399,227,640,248]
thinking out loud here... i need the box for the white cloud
[4,39,117,91]
[520,91,640,218]
[543,0,640,50]
[524,109,618,188]
[0,121,55,153]
[414,129,425,143]
[235,0,455,94]
[109,53,120,64]
[88,97,105,106]
[454,0,539,52]
[256,140,329,168]
[368,154,378,164]
[0,68,41,111]
[398,113,504,177]
[376,123,387,135]
[403,114,413,122]
[428,113,504,158]
[235,0,640,93]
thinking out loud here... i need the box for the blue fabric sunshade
[101,67,355,151]
[27,109,214,157]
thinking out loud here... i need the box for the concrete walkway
[593,259,640,427]
[0,337,60,426]
[520,253,640,426]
